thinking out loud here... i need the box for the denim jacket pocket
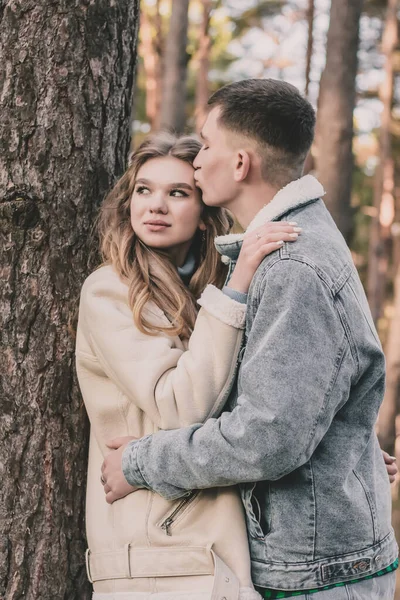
[242,483,266,541]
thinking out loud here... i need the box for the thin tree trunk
[0,2,139,598]
[305,0,315,98]
[160,0,190,133]
[367,0,398,323]
[195,0,212,133]
[378,258,400,455]
[314,0,363,242]
[140,0,163,129]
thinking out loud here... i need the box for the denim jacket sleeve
[123,259,354,500]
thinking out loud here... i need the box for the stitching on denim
[348,279,381,346]
[334,295,359,378]
[353,469,379,544]
[309,457,317,562]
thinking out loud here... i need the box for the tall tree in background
[160,0,190,132]
[367,0,398,323]
[140,0,163,130]
[314,0,364,242]
[0,1,139,598]
[375,0,399,453]
[195,0,213,132]
[305,0,315,98]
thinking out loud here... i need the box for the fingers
[106,436,137,449]
[382,450,396,464]
[248,222,302,246]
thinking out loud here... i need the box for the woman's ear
[198,220,207,231]
[234,150,251,183]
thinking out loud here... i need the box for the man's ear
[234,150,251,182]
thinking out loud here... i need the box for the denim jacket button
[375,554,382,564]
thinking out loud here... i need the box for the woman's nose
[149,192,168,213]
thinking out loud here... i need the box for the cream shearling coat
[76,265,261,600]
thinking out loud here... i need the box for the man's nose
[193,151,202,170]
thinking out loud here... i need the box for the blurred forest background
[1,0,400,597]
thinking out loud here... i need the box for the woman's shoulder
[80,264,128,303]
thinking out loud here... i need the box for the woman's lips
[144,221,171,232]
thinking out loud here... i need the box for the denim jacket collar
[215,174,325,263]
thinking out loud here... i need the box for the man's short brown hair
[208,79,315,187]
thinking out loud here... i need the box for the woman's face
[130,156,205,266]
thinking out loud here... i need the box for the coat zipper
[159,490,198,536]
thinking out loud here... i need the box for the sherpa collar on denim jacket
[214,174,325,264]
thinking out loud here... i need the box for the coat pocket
[157,490,200,536]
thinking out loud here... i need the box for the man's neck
[229,182,279,230]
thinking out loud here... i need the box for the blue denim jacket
[123,176,398,591]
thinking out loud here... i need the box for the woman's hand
[227,221,301,294]
[382,450,397,484]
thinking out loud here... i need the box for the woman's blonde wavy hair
[97,132,232,339]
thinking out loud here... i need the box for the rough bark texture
[314,0,363,242]
[367,0,398,323]
[160,0,190,133]
[0,1,139,598]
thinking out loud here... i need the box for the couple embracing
[76,79,398,600]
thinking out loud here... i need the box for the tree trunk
[366,0,398,323]
[195,0,212,133]
[160,0,190,133]
[377,257,400,455]
[314,0,363,243]
[0,2,139,598]
[305,0,315,98]
[140,0,163,130]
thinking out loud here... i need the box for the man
[102,79,398,598]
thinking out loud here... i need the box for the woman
[76,132,301,600]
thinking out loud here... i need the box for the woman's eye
[170,189,189,197]
[136,186,150,195]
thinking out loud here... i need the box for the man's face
[193,107,239,208]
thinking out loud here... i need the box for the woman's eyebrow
[169,182,193,190]
[135,178,193,191]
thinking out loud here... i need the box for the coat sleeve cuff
[122,438,150,488]
[197,284,246,329]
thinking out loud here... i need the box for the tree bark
[314,0,363,243]
[195,0,212,133]
[367,0,398,323]
[0,1,139,598]
[305,0,315,98]
[160,0,190,133]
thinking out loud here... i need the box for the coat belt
[86,545,240,599]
